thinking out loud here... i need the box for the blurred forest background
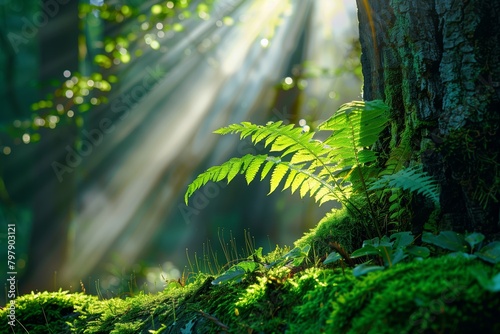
[0,0,361,297]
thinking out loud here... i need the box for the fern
[185,100,390,214]
[368,166,440,206]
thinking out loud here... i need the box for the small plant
[211,245,311,285]
[324,232,430,276]
[185,100,441,239]
[185,100,389,209]
[422,230,500,264]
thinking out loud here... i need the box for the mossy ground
[2,214,500,333]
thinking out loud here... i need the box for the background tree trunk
[356,0,500,236]
[21,0,80,293]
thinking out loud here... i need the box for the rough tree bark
[356,0,500,237]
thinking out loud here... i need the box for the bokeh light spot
[22,133,30,144]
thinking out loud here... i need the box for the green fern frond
[185,100,390,217]
[380,139,411,177]
[319,100,389,187]
[184,153,337,206]
[319,100,389,149]
[369,166,440,206]
[319,100,389,226]
[185,154,267,204]
[215,121,328,161]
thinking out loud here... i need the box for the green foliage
[472,269,500,292]
[268,244,311,268]
[0,0,219,153]
[369,166,440,206]
[211,244,311,286]
[186,100,390,216]
[80,0,218,65]
[324,232,430,277]
[439,121,500,210]
[211,260,259,285]
[423,231,500,264]
[185,100,442,239]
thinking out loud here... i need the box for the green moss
[2,255,499,334]
[295,208,366,254]
[328,256,500,334]
[288,268,355,333]
[0,290,97,333]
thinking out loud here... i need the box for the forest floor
[2,212,500,333]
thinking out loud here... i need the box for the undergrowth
[3,255,499,333]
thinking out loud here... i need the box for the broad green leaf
[381,247,406,267]
[389,193,399,202]
[472,269,500,292]
[362,236,392,248]
[211,266,246,285]
[351,245,379,258]
[391,232,414,249]
[465,232,485,249]
[405,245,430,258]
[475,241,500,264]
[353,263,385,277]
[236,260,259,272]
[282,247,302,259]
[422,231,469,252]
[379,235,392,247]
[447,252,477,260]
[282,245,310,260]
[362,237,380,247]
[300,244,311,256]
[323,252,342,265]
[389,203,400,212]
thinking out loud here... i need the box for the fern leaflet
[369,166,440,206]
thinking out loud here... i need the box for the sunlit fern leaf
[319,100,389,169]
[185,100,390,212]
[227,159,242,183]
[245,157,264,184]
[270,163,289,194]
[283,169,299,191]
[185,154,267,204]
[215,121,329,163]
[369,166,440,206]
[291,172,307,195]
[260,158,276,180]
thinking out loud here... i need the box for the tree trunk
[356,0,500,236]
[22,0,80,293]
